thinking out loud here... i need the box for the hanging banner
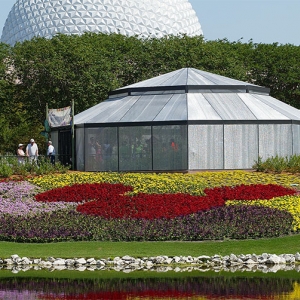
[48,106,72,127]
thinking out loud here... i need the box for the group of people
[88,137,114,170]
[17,139,56,165]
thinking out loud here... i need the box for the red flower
[34,183,132,203]
[35,183,296,220]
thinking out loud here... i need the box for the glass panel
[50,131,59,163]
[259,124,292,160]
[75,128,85,171]
[153,125,187,171]
[50,131,58,149]
[188,125,223,170]
[85,127,118,171]
[224,125,258,169]
[119,126,152,171]
[293,124,300,155]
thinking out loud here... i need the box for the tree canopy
[0,33,300,153]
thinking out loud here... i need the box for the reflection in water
[0,276,299,299]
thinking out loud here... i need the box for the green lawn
[1,234,299,259]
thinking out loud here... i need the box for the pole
[46,103,49,156]
[46,103,49,124]
[71,100,75,170]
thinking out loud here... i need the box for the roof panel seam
[202,94,224,120]
[252,94,300,120]
[237,94,258,120]
[153,94,174,121]
[117,95,142,122]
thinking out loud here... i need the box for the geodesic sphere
[1,0,203,45]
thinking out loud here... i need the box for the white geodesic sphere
[1,0,203,45]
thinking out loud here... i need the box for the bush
[253,155,300,173]
[0,158,14,178]
[0,155,70,178]
[287,154,300,173]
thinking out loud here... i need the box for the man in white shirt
[26,138,38,163]
[47,141,56,165]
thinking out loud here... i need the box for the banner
[48,106,72,127]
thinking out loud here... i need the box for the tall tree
[1,34,299,154]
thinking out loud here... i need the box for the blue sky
[1,0,299,45]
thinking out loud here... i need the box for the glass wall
[224,124,258,169]
[188,125,223,170]
[119,126,152,171]
[293,124,300,155]
[259,124,292,160]
[76,128,85,171]
[85,127,118,171]
[81,125,187,171]
[152,125,188,170]
[78,122,297,172]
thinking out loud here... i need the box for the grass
[2,235,300,280]
[1,234,300,259]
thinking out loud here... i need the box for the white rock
[245,259,257,265]
[266,255,285,265]
[4,259,13,265]
[75,258,86,265]
[173,256,181,263]
[53,259,66,266]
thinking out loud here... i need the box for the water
[0,271,299,299]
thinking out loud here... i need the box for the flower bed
[35,183,132,203]
[0,172,298,242]
[227,195,300,231]
[0,181,75,216]
[35,182,296,220]
[28,170,300,194]
[0,205,293,242]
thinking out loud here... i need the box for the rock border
[1,253,300,273]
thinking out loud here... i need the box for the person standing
[26,138,38,163]
[47,141,55,165]
[17,144,25,164]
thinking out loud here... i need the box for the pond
[0,268,300,299]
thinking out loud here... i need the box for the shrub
[253,154,300,174]
[287,154,300,174]
[0,159,14,178]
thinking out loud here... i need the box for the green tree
[248,43,300,108]
[1,34,299,154]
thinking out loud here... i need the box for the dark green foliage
[0,156,70,178]
[253,154,300,174]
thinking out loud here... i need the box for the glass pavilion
[54,68,300,172]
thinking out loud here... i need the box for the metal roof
[74,68,300,124]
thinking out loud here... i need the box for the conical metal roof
[118,68,263,88]
[75,68,300,124]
